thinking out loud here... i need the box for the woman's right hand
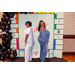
[25,42,28,46]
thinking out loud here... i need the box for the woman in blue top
[38,20,50,62]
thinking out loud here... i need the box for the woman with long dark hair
[38,20,50,62]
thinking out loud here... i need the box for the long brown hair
[38,20,46,31]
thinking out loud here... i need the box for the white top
[23,27,34,47]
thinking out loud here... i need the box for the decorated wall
[0,12,64,61]
[10,12,64,58]
[0,12,75,57]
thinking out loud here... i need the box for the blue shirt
[38,28,50,45]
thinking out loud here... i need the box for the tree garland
[0,12,29,61]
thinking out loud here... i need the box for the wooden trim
[0,34,1,38]
[63,52,75,55]
[0,34,75,39]
[63,35,75,39]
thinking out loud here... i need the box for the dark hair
[25,21,32,27]
[38,20,46,31]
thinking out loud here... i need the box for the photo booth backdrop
[19,14,54,58]
[0,12,64,58]
[10,12,64,58]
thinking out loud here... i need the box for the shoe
[40,59,43,62]
[29,60,32,62]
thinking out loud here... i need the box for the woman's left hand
[46,41,48,45]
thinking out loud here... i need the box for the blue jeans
[40,43,48,61]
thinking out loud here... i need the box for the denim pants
[40,43,48,61]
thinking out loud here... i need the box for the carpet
[8,57,67,62]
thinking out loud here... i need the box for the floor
[4,55,75,62]
[62,55,75,62]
